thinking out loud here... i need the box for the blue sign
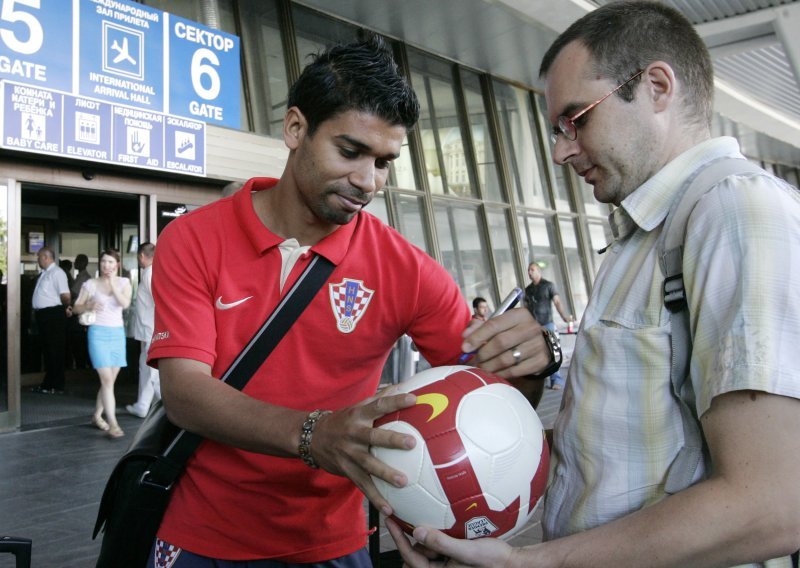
[168,14,240,128]
[164,115,206,175]
[0,0,238,174]
[2,82,62,154]
[0,0,73,91]
[63,94,114,162]
[1,80,206,177]
[78,0,165,110]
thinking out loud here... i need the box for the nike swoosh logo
[416,393,449,422]
[215,296,253,310]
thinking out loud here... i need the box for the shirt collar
[611,137,744,237]
[233,177,355,265]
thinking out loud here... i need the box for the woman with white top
[73,248,132,439]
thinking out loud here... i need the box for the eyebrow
[336,134,400,161]
[558,102,584,120]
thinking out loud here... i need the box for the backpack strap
[658,157,762,494]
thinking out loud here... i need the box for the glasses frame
[550,69,644,146]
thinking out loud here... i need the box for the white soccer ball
[371,365,549,540]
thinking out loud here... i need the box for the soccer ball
[371,365,549,540]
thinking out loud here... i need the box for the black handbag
[92,255,335,568]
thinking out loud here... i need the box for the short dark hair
[288,35,420,135]
[74,254,88,270]
[472,297,488,310]
[539,1,713,128]
[138,242,155,258]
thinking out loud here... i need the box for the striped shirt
[543,137,800,567]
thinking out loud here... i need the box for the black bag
[93,403,195,568]
[92,256,335,567]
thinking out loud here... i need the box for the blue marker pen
[458,287,524,364]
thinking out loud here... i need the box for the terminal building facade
[1,0,799,430]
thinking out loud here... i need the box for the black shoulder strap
[149,255,336,485]
[658,157,762,493]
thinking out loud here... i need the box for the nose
[551,135,579,166]
[348,159,381,195]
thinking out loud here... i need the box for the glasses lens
[558,116,577,141]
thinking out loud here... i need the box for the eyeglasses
[550,69,644,145]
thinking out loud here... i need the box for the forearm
[110,284,131,309]
[515,476,794,568]
[516,392,800,567]
[552,296,570,322]
[160,360,305,457]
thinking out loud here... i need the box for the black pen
[458,287,524,364]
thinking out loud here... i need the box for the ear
[643,61,676,113]
[283,106,308,150]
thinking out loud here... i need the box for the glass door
[0,180,12,430]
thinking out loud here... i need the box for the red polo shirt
[149,178,471,561]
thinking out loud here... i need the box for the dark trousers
[35,306,67,390]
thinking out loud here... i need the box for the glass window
[239,0,288,135]
[493,81,550,209]
[0,182,6,413]
[394,194,432,254]
[292,6,359,67]
[775,164,800,187]
[484,207,516,303]
[587,219,614,275]
[386,135,417,191]
[461,71,503,202]
[517,212,568,310]
[534,94,573,213]
[575,175,610,218]
[409,51,475,198]
[558,218,589,321]
[367,193,390,226]
[433,201,493,302]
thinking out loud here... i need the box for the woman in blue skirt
[73,248,132,438]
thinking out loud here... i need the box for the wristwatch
[529,328,563,380]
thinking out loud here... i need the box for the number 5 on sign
[0,0,71,90]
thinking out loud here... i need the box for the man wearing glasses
[389,2,800,566]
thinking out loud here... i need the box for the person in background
[523,262,572,389]
[126,242,159,418]
[30,247,70,394]
[146,36,556,566]
[471,297,489,322]
[71,253,91,298]
[73,248,132,439]
[59,259,74,291]
[389,2,800,566]
[68,253,92,369]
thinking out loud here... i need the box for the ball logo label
[465,516,499,539]
[329,278,374,333]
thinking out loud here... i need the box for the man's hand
[387,518,516,568]
[310,389,418,514]
[461,307,549,380]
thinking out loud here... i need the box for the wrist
[528,328,562,380]
[298,409,332,468]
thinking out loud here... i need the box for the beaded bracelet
[299,409,332,468]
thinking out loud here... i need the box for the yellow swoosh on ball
[416,393,449,422]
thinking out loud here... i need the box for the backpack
[658,156,762,494]
[660,158,800,567]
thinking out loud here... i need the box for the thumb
[412,526,458,557]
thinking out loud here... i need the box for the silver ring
[512,349,522,365]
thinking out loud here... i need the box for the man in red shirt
[148,36,557,567]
